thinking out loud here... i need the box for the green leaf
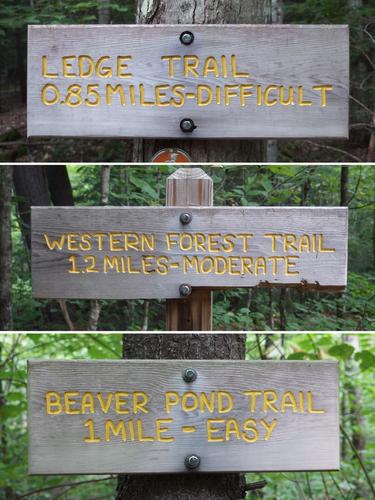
[354,350,375,371]
[267,165,296,177]
[5,392,24,402]
[287,352,308,360]
[328,344,355,361]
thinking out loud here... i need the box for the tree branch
[18,476,115,499]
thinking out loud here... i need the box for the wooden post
[119,0,272,496]
[166,168,213,331]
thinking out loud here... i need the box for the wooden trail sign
[31,206,348,300]
[28,359,339,474]
[27,25,349,139]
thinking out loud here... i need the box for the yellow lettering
[156,418,175,442]
[184,55,200,77]
[312,84,332,107]
[281,391,298,413]
[117,56,133,78]
[161,55,181,78]
[64,391,80,415]
[115,392,130,414]
[42,56,58,78]
[260,418,278,440]
[206,418,225,442]
[62,56,76,77]
[96,56,112,78]
[45,391,62,415]
[84,419,101,443]
[298,86,312,106]
[307,391,325,414]
[242,418,259,443]
[165,391,179,413]
[41,84,60,106]
[105,419,126,441]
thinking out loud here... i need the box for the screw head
[180,212,192,225]
[182,367,197,383]
[180,118,196,133]
[185,454,200,470]
[179,283,192,297]
[180,31,194,45]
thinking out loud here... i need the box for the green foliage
[244,333,375,499]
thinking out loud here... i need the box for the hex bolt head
[182,367,197,383]
[180,118,196,133]
[180,31,194,45]
[179,283,192,297]
[185,454,201,470]
[180,212,192,225]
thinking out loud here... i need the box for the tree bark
[13,165,73,250]
[12,166,75,328]
[13,165,51,250]
[343,335,367,498]
[340,166,349,207]
[133,0,271,162]
[337,166,349,321]
[88,166,112,330]
[118,334,246,500]
[266,0,283,162]
[0,165,13,330]
[45,166,74,206]
[98,0,111,24]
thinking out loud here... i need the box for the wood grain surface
[31,206,348,299]
[27,25,349,138]
[28,359,339,474]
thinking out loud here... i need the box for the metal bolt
[182,367,197,383]
[180,118,196,133]
[180,212,192,225]
[185,454,201,470]
[179,283,192,297]
[180,31,194,45]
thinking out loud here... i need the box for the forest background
[0,164,374,332]
[0,0,374,163]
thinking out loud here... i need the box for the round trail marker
[151,148,191,163]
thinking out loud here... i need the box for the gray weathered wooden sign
[27,25,349,139]
[31,206,348,299]
[28,359,339,474]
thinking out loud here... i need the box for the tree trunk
[0,165,13,330]
[118,334,246,500]
[343,335,367,498]
[13,166,75,328]
[266,0,283,162]
[98,0,111,24]
[88,166,112,330]
[13,165,51,250]
[45,166,74,206]
[337,166,349,321]
[133,0,271,162]
[340,166,349,207]
[13,165,73,250]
